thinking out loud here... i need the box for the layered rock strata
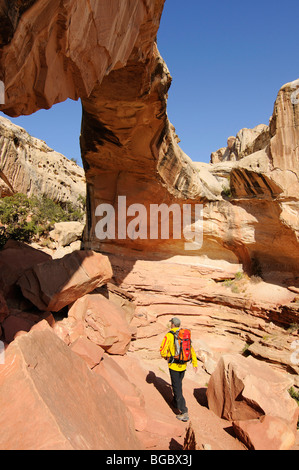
[0,0,166,115]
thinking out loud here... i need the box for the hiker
[159,317,198,422]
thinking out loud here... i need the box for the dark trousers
[169,369,188,414]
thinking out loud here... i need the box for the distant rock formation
[0,116,86,206]
[210,124,270,163]
[206,79,299,280]
[210,79,299,200]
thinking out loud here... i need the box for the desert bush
[0,193,85,249]
[288,387,299,429]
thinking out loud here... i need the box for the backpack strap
[169,329,180,338]
[168,330,178,364]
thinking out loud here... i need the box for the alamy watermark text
[95,196,203,250]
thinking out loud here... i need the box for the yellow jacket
[160,327,198,371]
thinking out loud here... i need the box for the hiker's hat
[170,317,181,327]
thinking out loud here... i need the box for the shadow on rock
[146,371,177,413]
[193,387,208,408]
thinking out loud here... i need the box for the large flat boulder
[94,354,148,432]
[0,327,140,450]
[233,415,296,450]
[17,250,113,312]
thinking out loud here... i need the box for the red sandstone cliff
[0,0,298,451]
[0,0,298,279]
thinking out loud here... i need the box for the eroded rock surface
[17,250,113,311]
[0,116,85,206]
[0,326,140,450]
[0,1,298,281]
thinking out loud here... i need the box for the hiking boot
[176,412,189,422]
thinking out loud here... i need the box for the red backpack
[170,329,192,364]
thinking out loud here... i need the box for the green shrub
[288,387,299,429]
[234,271,244,281]
[289,387,299,405]
[221,185,232,198]
[0,193,85,249]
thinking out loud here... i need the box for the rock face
[0,0,37,47]
[0,0,298,282]
[0,116,86,206]
[0,326,140,450]
[210,124,270,163]
[270,79,299,199]
[207,79,299,280]
[0,0,165,115]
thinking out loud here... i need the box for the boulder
[70,336,105,369]
[193,338,217,375]
[52,317,85,345]
[52,241,82,260]
[0,240,51,305]
[97,282,136,325]
[68,293,132,355]
[0,327,140,450]
[17,250,113,312]
[233,415,296,450]
[49,221,85,247]
[94,354,148,432]
[207,354,299,432]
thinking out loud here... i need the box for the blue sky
[2,0,299,164]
